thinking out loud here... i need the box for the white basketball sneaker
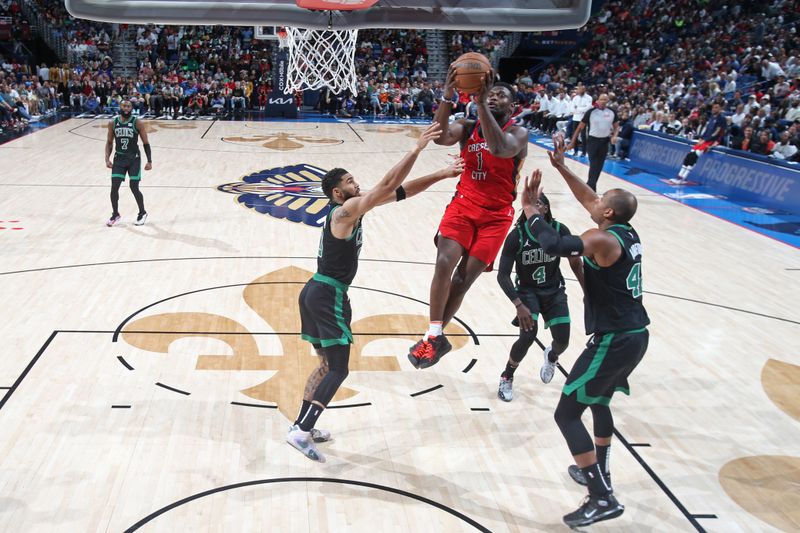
[540,345,557,384]
[498,377,513,402]
[286,426,325,462]
[134,212,148,226]
[289,424,331,443]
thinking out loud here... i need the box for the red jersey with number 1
[457,119,522,210]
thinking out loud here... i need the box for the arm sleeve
[496,229,520,302]
[143,143,152,162]
[528,216,584,257]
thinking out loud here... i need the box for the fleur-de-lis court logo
[94,120,198,133]
[217,164,331,227]
[121,266,468,420]
[363,125,424,139]
[223,132,341,151]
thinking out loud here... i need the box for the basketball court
[0,116,797,532]
[1,0,799,531]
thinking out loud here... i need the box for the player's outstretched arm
[548,133,600,214]
[520,169,622,266]
[332,123,442,228]
[374,157,464,206]
[433,65,468,147]
[474,71,528,158]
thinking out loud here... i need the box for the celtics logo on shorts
[218,164,331,227]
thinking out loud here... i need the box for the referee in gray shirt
[567,93,618,191]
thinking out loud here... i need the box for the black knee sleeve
[554,393,594,456]
[510,325,538,363]
[683,151,698,166]
[312,344,350,406]
[550,323,570,356]
[589,404,614,439]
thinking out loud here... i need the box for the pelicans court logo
[121,266,468,420]
[217,164,332,227]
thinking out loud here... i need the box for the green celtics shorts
[562,328,649,406]
[111,154,142,181]
[299,273,353,349]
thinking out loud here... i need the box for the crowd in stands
[3,0,800,164]
[511,0,800,162]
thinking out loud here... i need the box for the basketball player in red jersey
[409,66,529,369]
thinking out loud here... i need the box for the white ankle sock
[424,322,443,340]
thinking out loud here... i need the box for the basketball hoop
[282,27,359,95]
[274,0,373,95]
[276,26,290,49]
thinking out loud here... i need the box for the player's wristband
[143,143,152,163]
[395,186,406,202]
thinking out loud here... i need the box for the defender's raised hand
[522,169,543,217]
[416,122,443,151]
[443,156,465,178]
[548,133,567,168]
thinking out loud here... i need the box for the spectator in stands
[750,130,776,156]
[772,131,798,160]
[611,108,633,160]
[784,98,800,122]
[730,126,755,152]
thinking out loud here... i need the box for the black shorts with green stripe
[299,273,353,349]
[562,328,649,406]
[111,153,142,181]
[513,285,570,329]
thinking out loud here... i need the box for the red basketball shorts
[693,140,715,153]
[437,194,514,267]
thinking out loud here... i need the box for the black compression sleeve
[496,231,520,302]
[528,215,584,257]
[395,185,406,202]
[143,143,152,163]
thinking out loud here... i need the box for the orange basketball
[452,52,492,94]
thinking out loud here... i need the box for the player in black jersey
[520,134,649,528]
[104,99,152,227]
[496,194,583,402]
[287,123,464,461]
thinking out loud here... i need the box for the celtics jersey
[583,224,650,334]
[514,219,571,293]
[113,115,139,157]
[317,204,363,285]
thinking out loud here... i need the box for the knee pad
[683,151,698,166]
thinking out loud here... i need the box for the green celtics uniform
[299,204,364,348]
[500,218,572,329]
[111,115,142,180]
[563,224,651,406]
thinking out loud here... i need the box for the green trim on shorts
[544,316,571,329]
[129,173,142,181]
[302,332,350,348]
[562,332,615,405]
[312,272,349,290]
[111,174,126,179]
[332,286,353,344]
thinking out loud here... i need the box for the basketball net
[281,27,359,95]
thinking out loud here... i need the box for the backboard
[64,0,593,31]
